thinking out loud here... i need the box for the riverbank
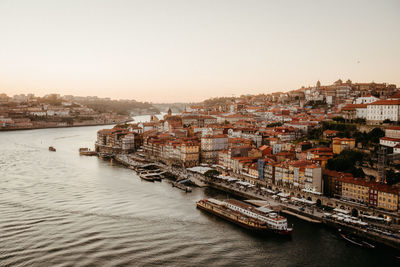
[4,126,399,266]
[0,120,132,132]
[108,152,400,251]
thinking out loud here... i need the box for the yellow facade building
[332,137,356,154]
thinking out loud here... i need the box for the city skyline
[1,0,399,103]
[2,77,398,104]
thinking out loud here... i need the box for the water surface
[0,124,398,266]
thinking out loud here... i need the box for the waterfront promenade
[113,152,400,250]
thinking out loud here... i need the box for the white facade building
[354,95,379,104]
[366,100,400,122]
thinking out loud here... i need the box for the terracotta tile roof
[389,91,400,99]
[380,137,400,142]
[332,137,355,141]
[342,104,367,110]
[339,177,400,194]
[386,126,400,131]
[323,130,339,134]
[368,99,400,105]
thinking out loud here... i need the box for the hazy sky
[0,0,399,103]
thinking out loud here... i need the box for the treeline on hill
[203,97,235,107]
[385,169,400,186]
[326,150,366,178]
[77,99,158,115]
[326,150,400,185]
[37,97,81,107]
[307,121,385,147]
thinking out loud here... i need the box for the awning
[291,197,316,205]
[333,208,350,214]
[236,181,254,187]
[302,188,322,195]
[187,166,213,174]
[256,206,274,214]
[277,192,290,198]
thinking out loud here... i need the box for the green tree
[353,118,366,124]
[332,116,345,123]
[386,169,400,186]
[327,150,367,178]
[367,128,385,144]
[267,122,283,127]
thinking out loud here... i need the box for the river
[0,116,399,266]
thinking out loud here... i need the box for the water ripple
[0,126,398,267]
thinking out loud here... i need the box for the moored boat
[172,182,192,192]
[338,229,375,248]
[49,146,56,152]
[140,175,156,182]
[79,148,97,156]
[197,198,293,236]
[138,173,162,182]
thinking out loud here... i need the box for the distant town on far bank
[1,78,398,130]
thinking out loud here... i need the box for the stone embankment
[106,152,400,250]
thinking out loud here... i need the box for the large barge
[197,198,293,236]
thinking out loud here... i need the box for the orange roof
[323,130,339,134]
[386,126,400,131]
[332,137,355,141]
[389,91,400,99]
[380,137,400,142]
[339,176,399,194]
[342,104,367,110]
[369,99,400,105]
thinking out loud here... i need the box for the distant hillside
[152,103,198,113]
[203,97,236,106]
[76,99,159,116]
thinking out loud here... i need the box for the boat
[338,229,375,248]
[139,174,161,182]
[172,182,192,192]
[79,148,97,156]
[49,146,56,152]
[138,171,162,182]
[196,198,293,236]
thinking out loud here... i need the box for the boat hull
[338,229,375,248]
[197,202,292,236]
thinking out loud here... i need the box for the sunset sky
[0,0,399,103]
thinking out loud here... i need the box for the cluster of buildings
[94,79,400,212]
[0,93,129,129]
[323,170,399,211]
[261,80,400,124]
[299,79,396,106]
[379,126,400,154]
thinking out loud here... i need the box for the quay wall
[101,153,400,250]
[324,219,400,250]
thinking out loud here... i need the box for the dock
[172,182,192,193]
[281,209,322,223]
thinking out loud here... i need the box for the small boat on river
[338,229,375,248]
[140,174,161,182]
[49,146,56,152]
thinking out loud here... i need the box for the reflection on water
[0,123,398,266]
